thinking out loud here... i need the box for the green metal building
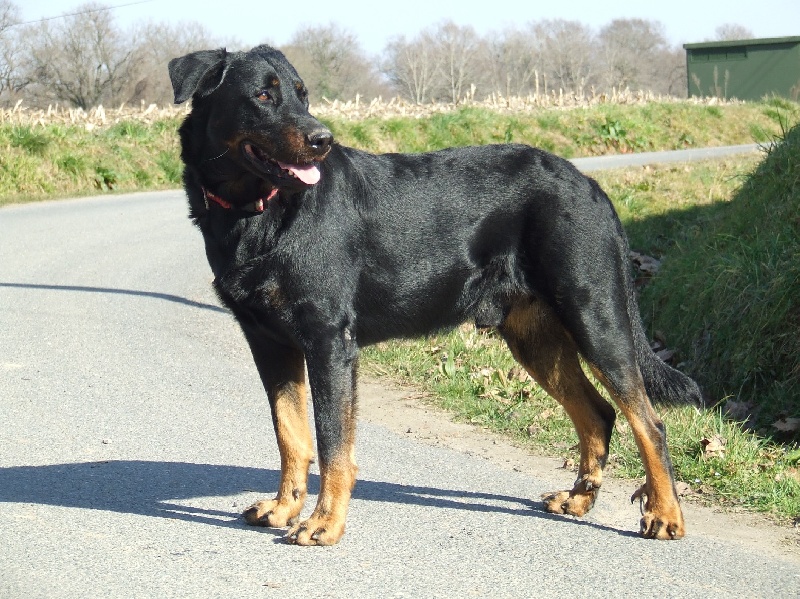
[684,36,800,101]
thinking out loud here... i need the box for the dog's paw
[286,514,345,546]
[542,475,601,517]
[631,485,685,540]
[639,512,685,539]
[243,499,302,529]
[541,489,596,517]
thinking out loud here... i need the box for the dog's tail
[624,250,704,409]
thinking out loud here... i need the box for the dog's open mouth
[243,142,321,186]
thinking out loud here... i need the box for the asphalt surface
[1,146,797,598]
[569,143,762,171]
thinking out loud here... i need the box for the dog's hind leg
[241,339,314,530]
[585,361,685,539]
[550,285,686,539]
[499,298,617,517]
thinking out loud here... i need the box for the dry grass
[0,100,190,130]
[1,92,743,129]
[313,91,742,121]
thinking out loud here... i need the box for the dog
[168,45,701,545]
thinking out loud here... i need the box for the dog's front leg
[241,336,314,529]
[287,328,358,546]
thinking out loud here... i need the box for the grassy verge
[362,145,800,522]
[640,126,799,430]
[2,96,798,520]
[0,98,794,206]
[323,101,787,157]
[362,326,800,519]
[0,119,183,205]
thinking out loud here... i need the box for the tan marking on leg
[620,399,685,539]
[287,367,358,547]
[501,299,615,517]
[243,356,313,529]
[589,364,685,539]
[287,452,357,546]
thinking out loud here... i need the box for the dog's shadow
[0,460,635,539]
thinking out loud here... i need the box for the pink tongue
[278,161,321,185]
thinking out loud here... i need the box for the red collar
[202,187,278,213]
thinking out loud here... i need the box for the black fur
[168,45,701,544]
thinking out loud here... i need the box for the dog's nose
[307,130,333,152]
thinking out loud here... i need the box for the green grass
[7,125,51,155]
[362,301,800,521]
[639,123,800,430]
[55,154,88,179]
[1,98,798,520]
[0,117,183,205]
[322,101,788,157]
[1,100,794,206]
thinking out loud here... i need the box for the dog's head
[168,45,332,193]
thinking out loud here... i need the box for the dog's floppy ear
[168,49,229,104]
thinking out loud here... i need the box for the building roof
[684,36,800,50]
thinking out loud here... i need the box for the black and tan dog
[168,45,701,545]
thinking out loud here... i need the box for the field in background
[0,90,744,126]
[0,96,791,205]
[2,95,798,522]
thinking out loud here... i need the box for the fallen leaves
[774,467,800,485]
[471,365,533,403]
[654,347,676,363]
[525,408,554,437]
[630,250,662,276]
[700,435,727,460]
[648,331,679,366]
[525,424,542,437]
[536,408,555,421]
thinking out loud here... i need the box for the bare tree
[281,23,387,102]
[0,7,706,108]
[433,21,484,103]
[0,0,22,102]
[127,19,223,105]
[20,2,139,108]
[598,19,673,93]
[383,31,441,104]
[485,25,544,98]
[663,47,688,97]
[536,20,596,94]
[0,0,15,30]
[715,24,754,41]
[384,21,487,103]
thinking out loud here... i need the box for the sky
[18,0,800,56]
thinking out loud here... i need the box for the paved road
[570,143,761,172]
[1,147,796,598]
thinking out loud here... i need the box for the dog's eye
[256,90,272,103]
